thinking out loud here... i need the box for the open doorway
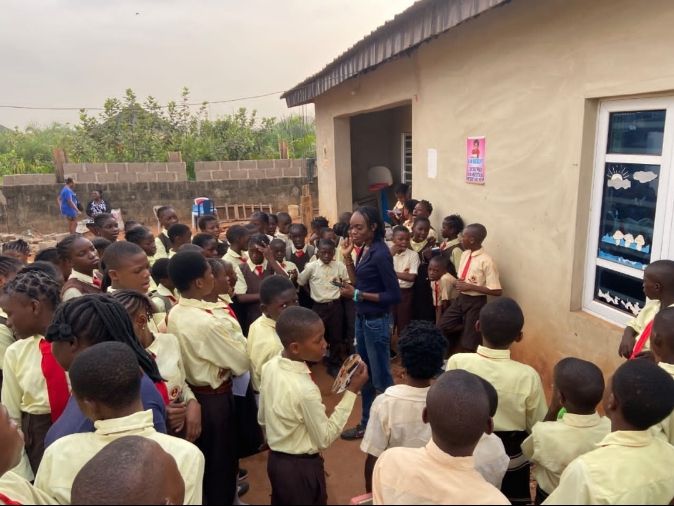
[349,103,412,215]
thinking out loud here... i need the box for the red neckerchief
[630,320,654,359]
[0,493,21,505]
[460,253,473,281]
[39,339,70,422]
[433,281,440,307]
[255,265,265,278]
[147,351,171,406]
[295,249,305,259]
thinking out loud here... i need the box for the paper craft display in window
[595,267,644,316]
[598,163,660,271]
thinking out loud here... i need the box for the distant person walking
[86,189,110,218]
[58,177,81,234]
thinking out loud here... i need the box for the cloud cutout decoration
[633,171,658,184]
[608,177,631,190]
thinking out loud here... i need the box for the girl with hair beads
[0,256,23,393]
[112,290,201,442]
[44,294,167,447]
[0,270,67,477]
[57,234,101,301]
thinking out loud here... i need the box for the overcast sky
[0,0,416,129]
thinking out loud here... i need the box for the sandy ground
[241,360,405,505]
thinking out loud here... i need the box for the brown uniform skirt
[267,450,327,506]
[21,412,52,474]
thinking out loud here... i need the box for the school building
[282,0,674,386]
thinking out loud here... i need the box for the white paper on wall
[427,148,438,179]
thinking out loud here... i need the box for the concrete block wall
[2,174,58,186]
[61,162,188,184]
[194,159,307,181]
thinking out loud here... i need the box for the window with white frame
[401,133,412,184]
[584,97,674,325]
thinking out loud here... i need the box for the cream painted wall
[310,0,674,390]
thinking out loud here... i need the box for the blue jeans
[356,313,394,427]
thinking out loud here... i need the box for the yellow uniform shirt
[626,301,674,352]
[0,309,14,371]
[297,260,349,304]
[361,385,430,458]
[655,362,674,444]
[372,440,510,505]
[167,298,249,389]
[62,271,98,301]
[35,410,205,505]
[147,332,195,404]
[543,430,674,505]
[278,260,298,277]
[392,249,420,289]
[258,355,356,454]
[223,249,248,295]
[440,238,464,274]
[457,248,501,296]
[151,284,179,315]
[246,315,282,392]
[522,412,611,494]
[403,221,437,240]
[153,229,170,260]
[410,238,429,253]
[431,273,457,307]
[0,471,52,505]
[446,346,547,432]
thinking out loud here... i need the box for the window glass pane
[607,110,665,155]
[597,163,660,270]
[594,267,645,317]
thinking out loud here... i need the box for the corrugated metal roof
[282,0,510,108]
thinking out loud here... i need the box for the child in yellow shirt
[521,358,610,503]
[650,307,674,444]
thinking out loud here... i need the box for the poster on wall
[466,136,486,184]
[427,148,438,179]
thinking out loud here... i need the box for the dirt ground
[241,360,406,505]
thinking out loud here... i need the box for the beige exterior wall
[311,0,674,391]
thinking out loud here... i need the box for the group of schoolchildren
[0,183,671,506]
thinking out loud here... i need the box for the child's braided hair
[56,234,83,261]
[45,293,162,383]
[2,239,30,257]
[2,270,61,309]
[0,255,23,278]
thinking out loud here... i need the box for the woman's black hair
[333,222,349,239]
[18,261,62,285]
[0,255,23,278]
[56,234,86,261]
[404,199,419,214]
[193,233,217,249]
[111,289,157,321]
[354,206,385,242]
[168,251,209,293]
[2,239,30,257]
[443,214,465,234]
[45,294,162,383]
[3,269,62,310]
[100,241,146,292]
[34,247,60,263]
[125,227,152,245]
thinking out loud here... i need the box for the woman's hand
[341,237,354,258]
[340,283,356,300]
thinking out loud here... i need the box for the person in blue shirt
[44,293,167,448]
[339,206,402,441]
[57,178,81,234]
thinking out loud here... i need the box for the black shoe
[341,424,366,441]
[238,482,250,497]
[238,468,248,481]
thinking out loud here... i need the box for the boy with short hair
[168,223,192,257]
[198,214,228,257]
[268,214,279,237]
[249,211,273,242]
[522,358,611,503]
[618,259,674,359]
[439,223,502,352]
[154,206,180,259]
[372,370,509,505]
[275,212,293,246]
[440,214,465,277]
[428,255,457,325]
[247,276,298,392]
[71,436,185,506]
[650,307,674,444]
[224,225,251,296]
[545,360,674,505]
[35,342,205,505]
[287,223,315,272]
[361,321,445,493]
[446,298,547,505]
[167,251,250,505]
[298,239,351,377]
[271,238,298,281]
[0,405,51,505]
[411,200,437,240]
[390,226,419,337]
[259,306,368,505]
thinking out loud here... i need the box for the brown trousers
[267,451,327,506]
[21,412,52,475]
[438,294,488,352]
[191,386,238,505]
[393,288,414,336]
